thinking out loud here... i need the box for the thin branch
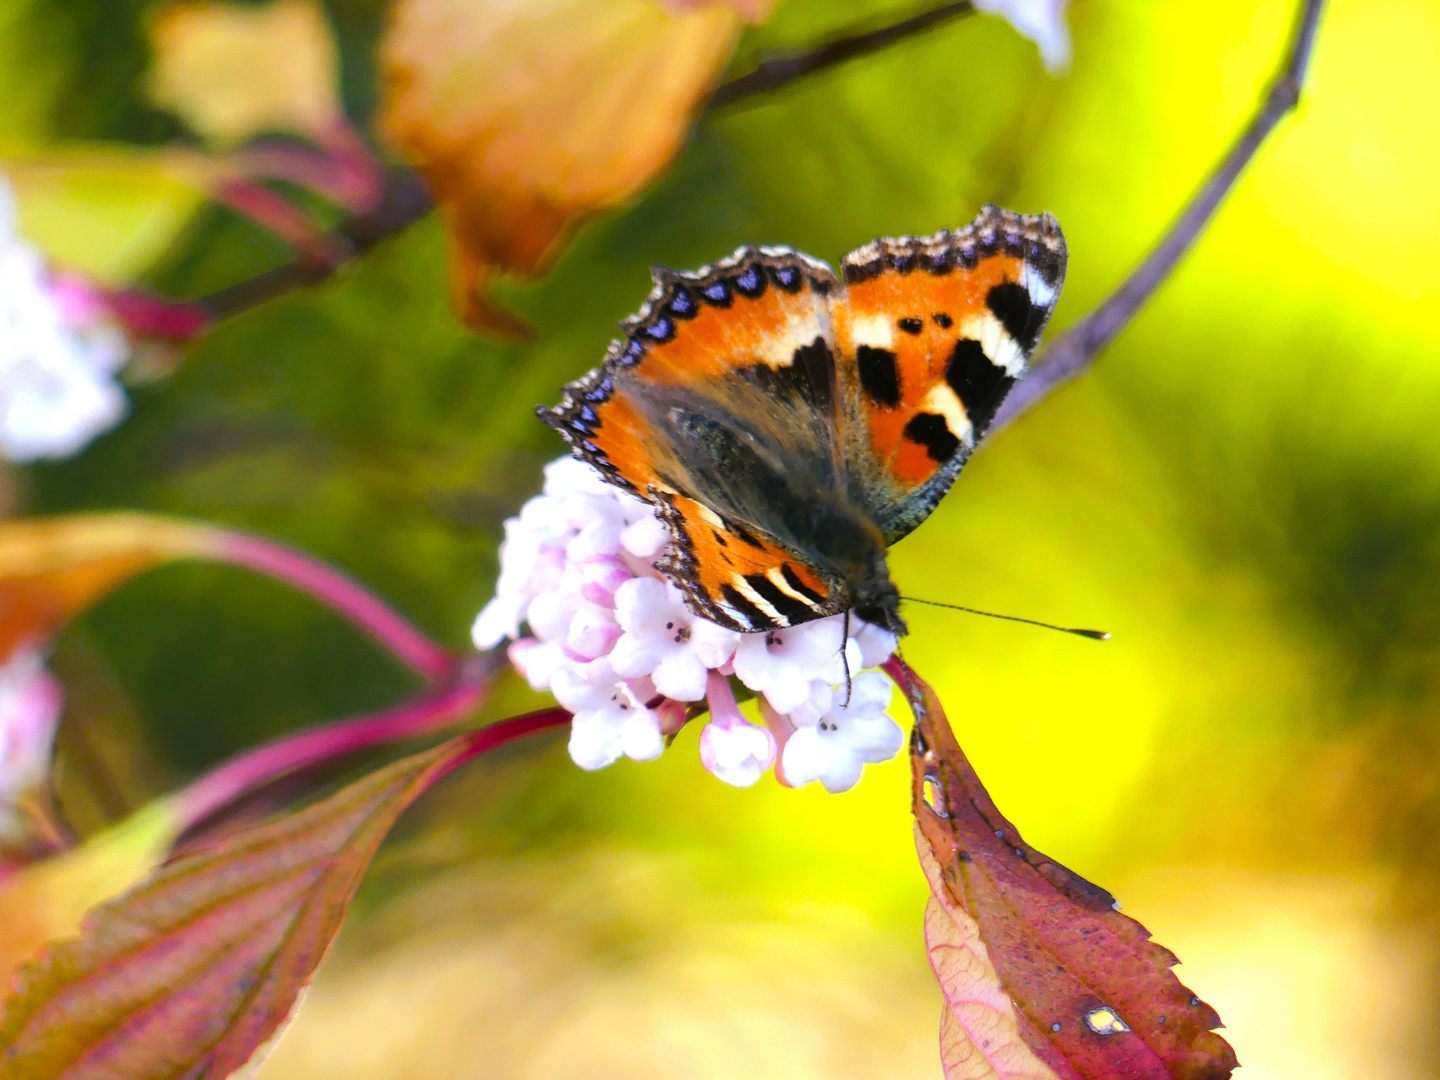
[212,525,456,681]
[988,0,1327,435]
[195,166,434,319]
[706,1,975,110]
[177,651,504,835]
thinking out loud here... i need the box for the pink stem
[178,653,500,831]
[757,696,796,787]
[215,532,454,680]
[240,127,383,216]
[432,706,573,785]
[213,178,351,265]
[103,290,212,341]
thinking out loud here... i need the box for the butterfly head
[851,549,907,637]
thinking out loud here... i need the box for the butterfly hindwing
[652,489,844,631]
[834,205,1066,544]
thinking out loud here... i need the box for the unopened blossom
[0,176,130,462]
[474,456,902,790]
[976,0,1071,73]
[781,671,904,794]
[698,672,776,788]
[0,651,63,843]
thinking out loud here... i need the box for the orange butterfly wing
[541,247,852,631]
[834,206,1066,543]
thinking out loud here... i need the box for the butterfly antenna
[840,609,853,707]
[901,597,1111,641]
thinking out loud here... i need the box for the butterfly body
[540,205,1066,637]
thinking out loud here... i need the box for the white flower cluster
[0,176,129,463]
[976,0,1072,73]
[473,457,904,792]
[0,650,62,844]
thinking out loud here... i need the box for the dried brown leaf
[379,0,773,336]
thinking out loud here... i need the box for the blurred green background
[3,0,1439,1076]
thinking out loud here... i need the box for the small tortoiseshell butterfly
[540,205,1066,637]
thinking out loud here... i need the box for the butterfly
[539,204,1066,637]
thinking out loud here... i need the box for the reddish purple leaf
[899,661,1238,1080]
[0,711,566,1079]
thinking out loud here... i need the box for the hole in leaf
[922,775,947,816]
[1084,1006,1130,1035]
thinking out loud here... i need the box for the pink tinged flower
[0,175,129,463]
[620,512,669,559]
[565,679,663,770]
[732,615,852,714]
[577,554,631,607]
[610,576,739,702]
[784,679,836,728]
[542,454,618,499]
[526,585,583,642]
[851,620,899,669]
[562,491,631,559]
[698,672,775,787]
[780,671,903,794]
[974,0,1071,73]
[508,637,569,691]
[563,602,620,662]
[0,651,63,805]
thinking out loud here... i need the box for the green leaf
[0,732,475,1079]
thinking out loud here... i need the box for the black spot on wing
[946,338,1015,437]
[932,313,953,328]
[746,573,814,623]
[897,317,923,335]
[727,519,768,551]
[739,336,834,415]
[721,583,771,630]
[781,564,827,606]
[857,345,901,407]
[986,281,1044,352]
[903,412,961,463]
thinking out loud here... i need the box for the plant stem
[178,652,503,832]
[433,706,573,784]
[214,530,455,680]
[988,0,1327,435]
[706,1,976,110]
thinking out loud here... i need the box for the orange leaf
[0,514,222,666]
[903,663,1239,1080]
[379,0,773,336]
[0,733,472,1079]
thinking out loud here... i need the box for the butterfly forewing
[541,246,852,631]
[836,205,1066,544]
